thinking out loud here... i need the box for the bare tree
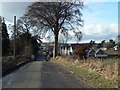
[73,30,82,43]
[25,2,84,58]
[17,15,42,43]
[17,16,30,33]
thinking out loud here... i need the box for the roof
[95,49,107,55]
[95,49,108,57]
[88,49,95,53]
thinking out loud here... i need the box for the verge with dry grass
[51,56,119,88]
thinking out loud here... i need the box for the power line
[4,17,13,23]
[0,15,13,23]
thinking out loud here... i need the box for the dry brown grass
[51,56,119,88]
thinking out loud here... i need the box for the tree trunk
[53,32,58,58]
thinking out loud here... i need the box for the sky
[0,0,119,43]
[80,1,118,43]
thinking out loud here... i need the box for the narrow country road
[2,59,92,88]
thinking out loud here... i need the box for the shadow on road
[35,54,48,61]
[2,59,92,88]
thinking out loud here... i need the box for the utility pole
[13,16,16,58]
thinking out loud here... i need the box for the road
[2,56,92,88]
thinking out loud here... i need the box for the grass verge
[51,57,118,88]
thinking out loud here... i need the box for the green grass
[52,58,118,88]
[104,50,118,55]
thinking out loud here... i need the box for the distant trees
[24,2,84,58]
[97,43,103,49]
[2,18,10,56]
[89,40,95,48]
[101,40,105,44]
[88,39,116,50]
[106,39,115,49]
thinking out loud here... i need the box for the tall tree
[2,18,10,56]
[16,16,42,56]
[17,16,32,34]
[25,2,84,58]
[31,36,41,56]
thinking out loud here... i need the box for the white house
[113,45,118,51]
[100,47,107,50]
[60,44,74,55]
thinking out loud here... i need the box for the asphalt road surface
[2,60,92,88]
[35,54,47,61]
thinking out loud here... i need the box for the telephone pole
[13,16,16,58]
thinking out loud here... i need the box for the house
[60,44,73,55]
[100,47,107,50]
[60,43,89,56]
[113,45,119,51]
[95,49,108,58]
[87,49,95,57]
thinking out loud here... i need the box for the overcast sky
[0,0,119,43]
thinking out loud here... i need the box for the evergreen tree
[2,19,10,56]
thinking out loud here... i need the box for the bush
[74,45,87,60]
